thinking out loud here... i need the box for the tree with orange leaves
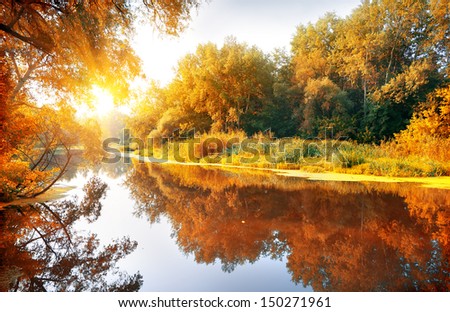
[0,1,203,202]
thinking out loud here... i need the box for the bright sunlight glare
[91,85,115,116]
[76,85,116,119]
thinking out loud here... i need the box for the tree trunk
[363,78,367,119]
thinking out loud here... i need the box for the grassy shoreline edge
[128,153,450,190]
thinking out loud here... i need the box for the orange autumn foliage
[392,85,450,163]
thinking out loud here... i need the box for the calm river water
[1,160,449,291]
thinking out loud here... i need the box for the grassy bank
[132,134,450,178]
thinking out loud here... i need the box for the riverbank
[0,185,76,209]
[129,138,450,179]
[127,153,450,190]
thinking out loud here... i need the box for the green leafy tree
[301,77,354,137]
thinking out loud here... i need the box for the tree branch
[7,6,25,28]
[12,53,45,97]
[32,152,72,197]
[0,23,53,54]
[16,206,59,259]
[39,202,73,247]
[31,137,55,171]
[29,1,67,14]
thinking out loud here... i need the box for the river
[1,160,449,291]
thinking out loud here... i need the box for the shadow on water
[0,176,142,292]
[125,163,450,291]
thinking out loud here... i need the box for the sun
[91,85,114,116]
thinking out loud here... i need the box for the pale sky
[133,0,362,85]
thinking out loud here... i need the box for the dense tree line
[130,0,449,142]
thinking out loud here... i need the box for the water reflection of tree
[126,163,450,291]
[0,177,142,292]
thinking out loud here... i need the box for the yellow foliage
[374,60,433,104]
[0,158,58,201]
[392,85,450,163]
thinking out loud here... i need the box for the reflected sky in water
[2,160,449,291]
[66,169,308,291]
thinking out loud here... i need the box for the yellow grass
[128,153,450,190]
[277,171,450,190]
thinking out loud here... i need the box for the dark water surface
[1,162,449,291]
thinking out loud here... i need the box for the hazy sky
[133,0,362,85]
